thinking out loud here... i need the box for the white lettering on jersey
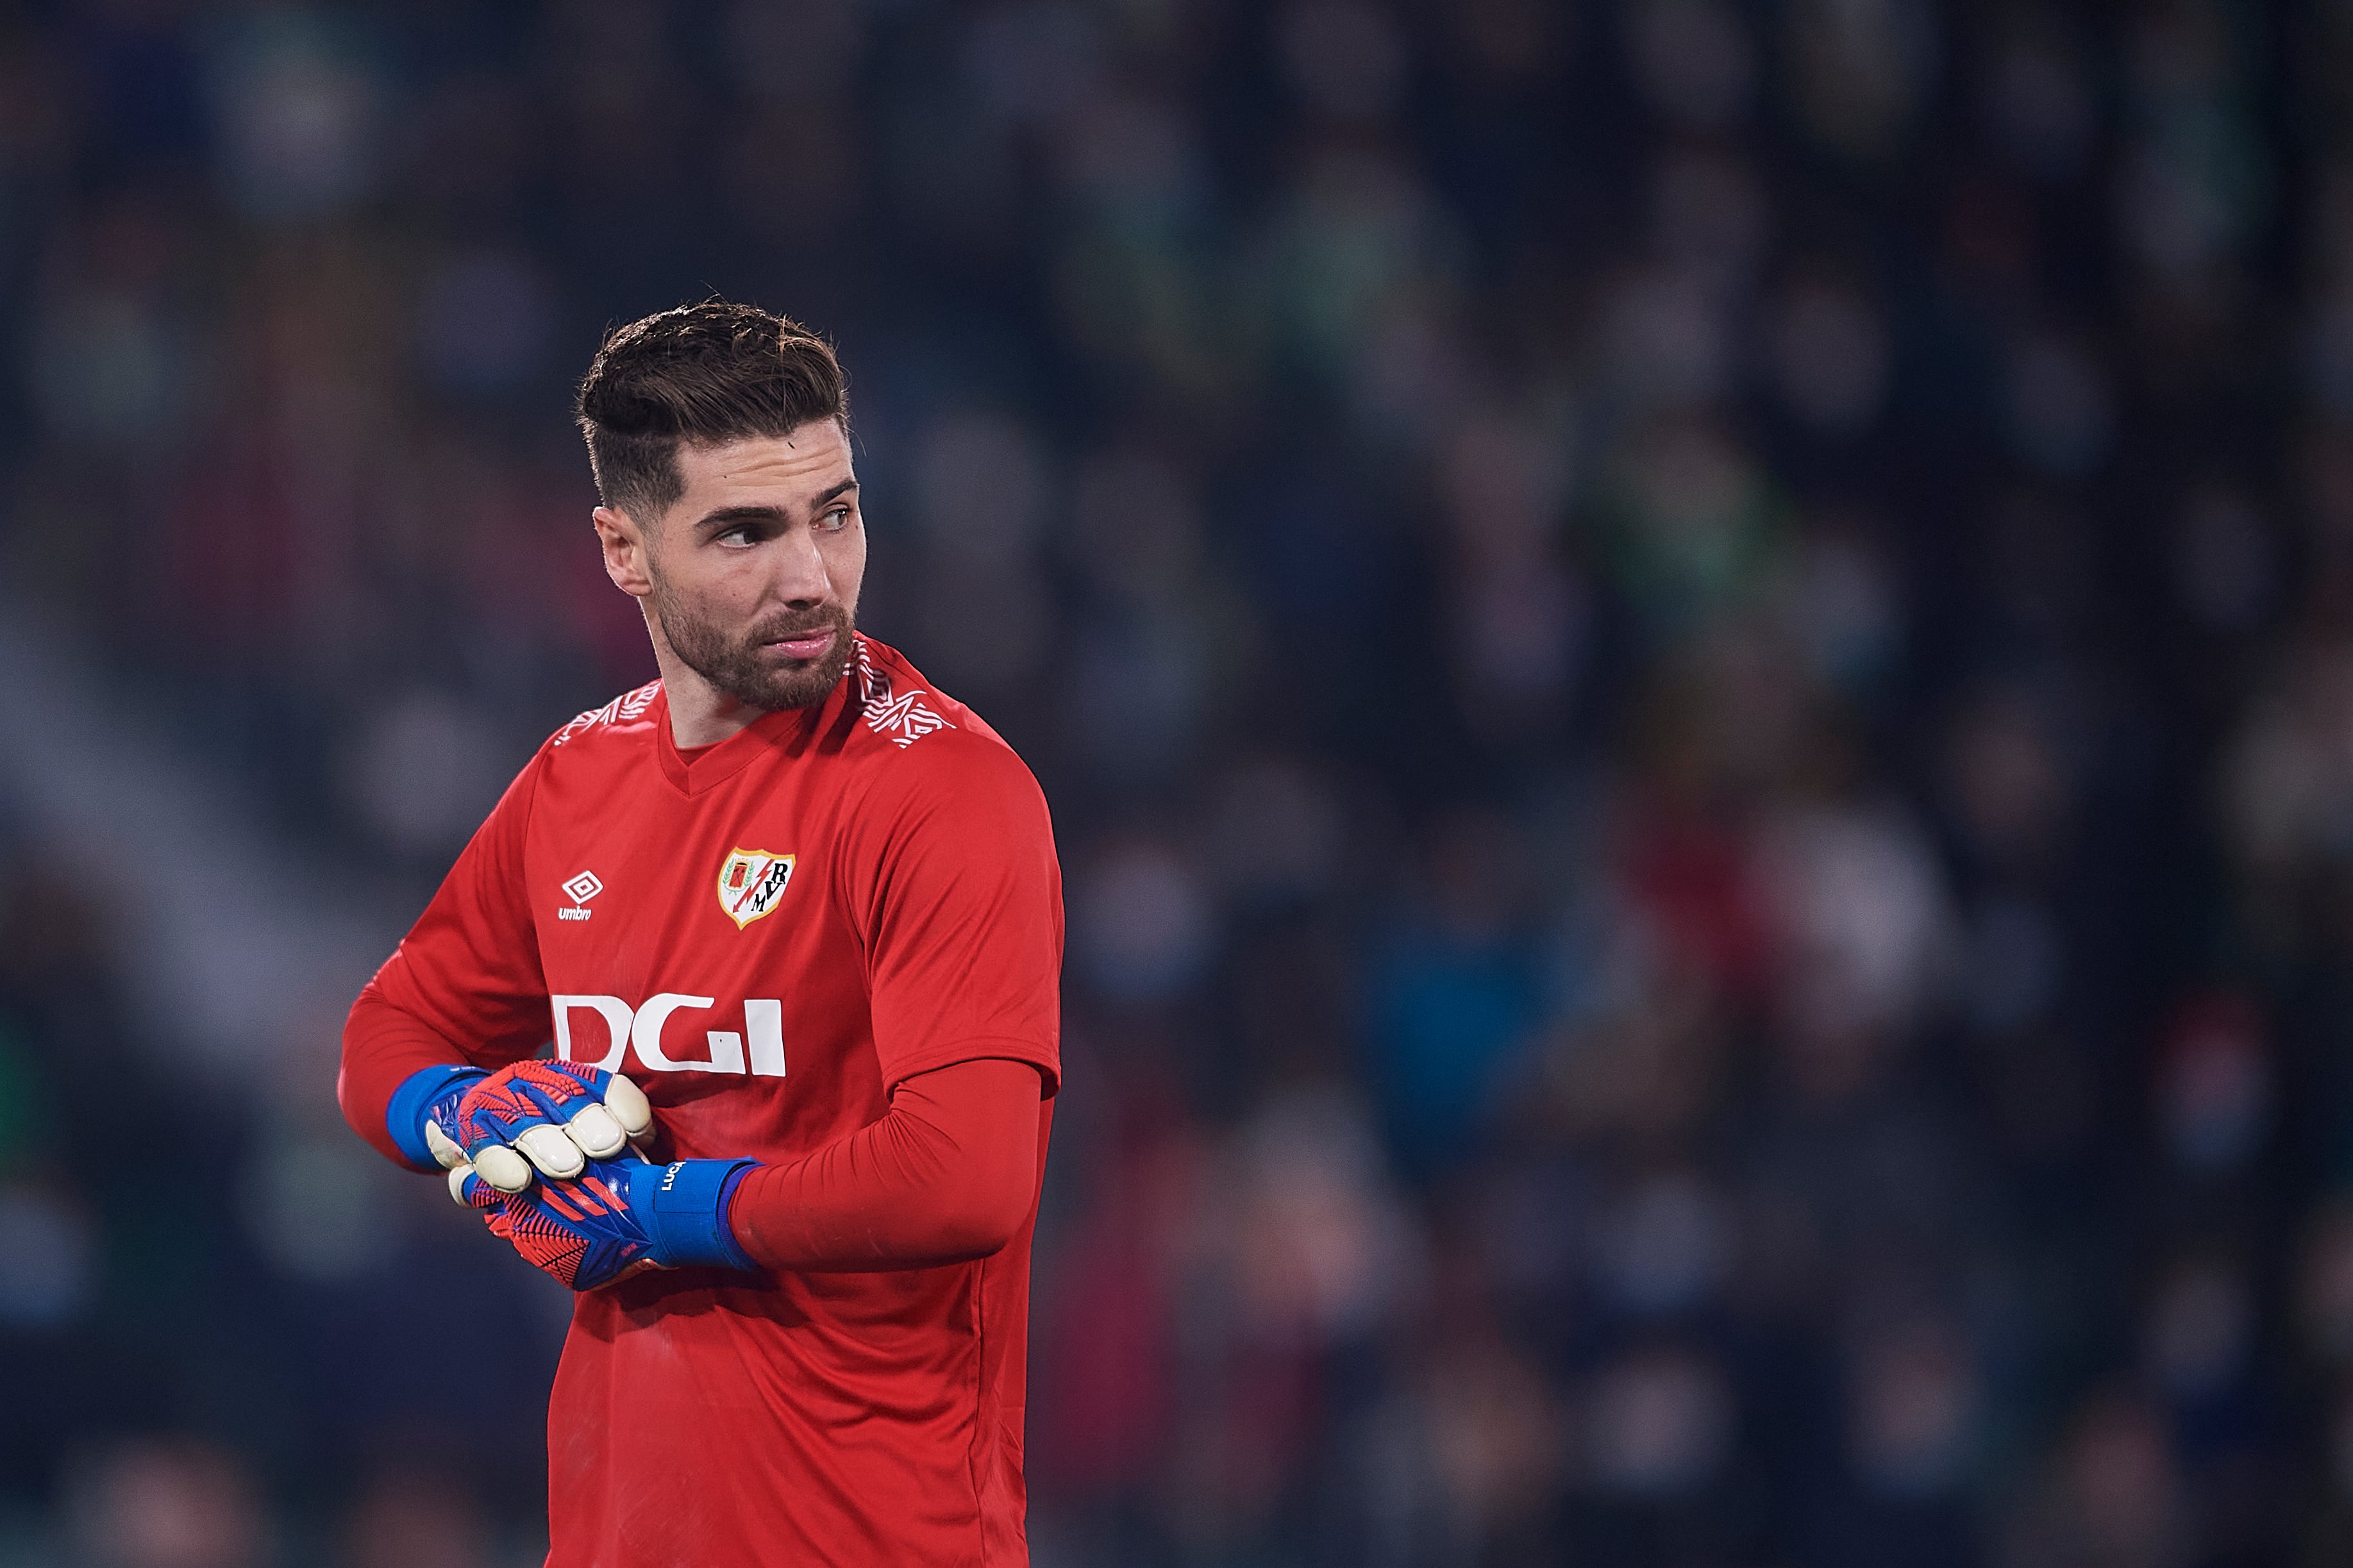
[549,993,788,1078]
[551,994,634,1071]
[632,993,740,1073]
[744,998,786,1076]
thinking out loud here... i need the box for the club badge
[716,847,796,929]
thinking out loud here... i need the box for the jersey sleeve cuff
[385,1063,490,1172]
[630,1158,761,1273]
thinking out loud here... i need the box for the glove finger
[564,1103,628,1161]
[450,1165,500,1209]
[501,1193,595,1289]
[490,1081,583,1153]
[458,1082,559,1162]
[605,1075,655,1142]
[424,1121,468,1172]
[472,1143,537,1194]
[519,1074,594,1120]
[535,1060,608,1098]
[517,1122,587,1180]
[511,1065,604,1126]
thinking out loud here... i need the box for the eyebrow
[692,480,859,533]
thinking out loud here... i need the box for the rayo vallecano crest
[717,847,796,929]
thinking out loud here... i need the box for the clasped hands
[420,1060,757,1290]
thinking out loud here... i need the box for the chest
[517,753,882,1149]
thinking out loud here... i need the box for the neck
[658,658,767,749]
[646,621,767,750]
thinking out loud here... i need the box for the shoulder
[845,638,1030,782]
[841,638,1050,825]
[544,679,665,759]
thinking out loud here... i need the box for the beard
[650,579,856,712]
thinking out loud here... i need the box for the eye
[817,506,853,533]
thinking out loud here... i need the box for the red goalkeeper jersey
[342,637,1061,1567]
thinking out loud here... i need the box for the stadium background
[0,1,2347,1564]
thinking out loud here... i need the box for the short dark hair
[575,300,850,524]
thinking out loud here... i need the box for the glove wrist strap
[630,1159,760,1272]
[386,1063,490,1172]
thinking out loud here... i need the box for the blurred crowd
[2,0,2350,1564]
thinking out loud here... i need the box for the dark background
[0,1,2347,1564]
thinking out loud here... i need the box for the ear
[592,506,655,598]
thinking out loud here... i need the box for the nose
[768,522,833,606]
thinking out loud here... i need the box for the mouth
[761,626,838,662]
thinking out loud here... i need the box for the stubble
[650,576,856,712]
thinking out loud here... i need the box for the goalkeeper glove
[385,1063,489,1172]
[441,1059,656,1193]
[453,1154,761,1290]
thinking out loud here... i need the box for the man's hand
[451,1154,762,1291]
[436,1060,655,1194]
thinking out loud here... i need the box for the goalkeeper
[337,302,1062,1567]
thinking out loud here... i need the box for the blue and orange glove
[451,1154,762,1290]
[384,1063,490,1172]
[441,1060,657,1193]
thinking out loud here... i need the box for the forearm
[338,983,496,1167]
[726,1057,1044,1271]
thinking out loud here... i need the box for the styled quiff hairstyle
[575,301,850,524]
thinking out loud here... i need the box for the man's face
[617,421,866,712]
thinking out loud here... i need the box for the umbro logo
[559,870,603,922]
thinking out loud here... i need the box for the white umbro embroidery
[559,870,603,922]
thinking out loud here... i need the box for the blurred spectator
[2002,1392,2188,1568]
[63,1439,267,1568]
[339,1466,496,1568]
